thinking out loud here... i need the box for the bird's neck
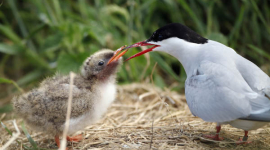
[155,38,203,76]
[98,74,117,83]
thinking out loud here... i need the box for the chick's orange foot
[67,134,83,142]
[55,135,68,150]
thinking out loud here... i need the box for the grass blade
[0,43,23,55]
[1,121,13,135]
[21,122,38,150]
[150,53,181,82]
[0,77,24,93]
[250,0,270,34]
[1,121,31,149]
[228,4,246,47]
[248,44,270,60]
[0,25,21,43]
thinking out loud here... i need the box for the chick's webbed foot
[55,135,68,150]
[67,134,83,142]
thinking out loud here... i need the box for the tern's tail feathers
[243,110,270,122]
[241,94,270,122]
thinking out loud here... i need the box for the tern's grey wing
[241,110,270,122]
[185,61,253,123]
[240,93,270,122]
[235,54,270,97]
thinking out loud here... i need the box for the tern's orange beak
[107,46,128,65]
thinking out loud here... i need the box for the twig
[149,64,158,150]
[59,72,75,150]
[0,120,21,150]
[149,119,154,149]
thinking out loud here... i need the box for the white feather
[67,81,116,135]
[153,38,270,131]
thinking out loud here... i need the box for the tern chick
[13,49,123,148]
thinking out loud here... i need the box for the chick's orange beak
[107,46,128,65]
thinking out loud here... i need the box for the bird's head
[123,23,208,61]
[81,49,122,80]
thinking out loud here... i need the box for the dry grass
[1,83,270,150]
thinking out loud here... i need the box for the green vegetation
[1,0,270,106]
[0,1,270,149]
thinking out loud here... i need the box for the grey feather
[185,61,254,122]
[240,110,270,122]
[236,54,270,95]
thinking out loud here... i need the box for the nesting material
[1,83,270,150]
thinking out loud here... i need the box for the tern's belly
[224,119,268,131]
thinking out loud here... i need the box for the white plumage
[152,39,270,129]
[123,23,270,142]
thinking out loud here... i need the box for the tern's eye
[158,34,163,41]
[98,61,104,66]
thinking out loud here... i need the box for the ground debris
[1,83,270,150]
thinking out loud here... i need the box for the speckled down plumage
[12,49,121,136]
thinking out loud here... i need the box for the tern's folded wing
[185,61,255,123]
[235,54,270,97]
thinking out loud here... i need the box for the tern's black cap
[146,23,208,44]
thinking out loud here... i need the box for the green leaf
[150,53,181,82]
[0,104,13,113]
[1,121,32,149]
[0,77,13,84]
[154,74,166,88]
[228,5,246,47]
[17,70,47,86]
[21,122,38,150]
[0,43,23,55]
[1,122,13,135]
[0,25,21,43]
[57,52,90,74]
[87,23,107,46]
[40,32,63,52]
[176,0,205,34]
[248,45,270,60]
[101,4,130,21]
[0,77,24,93]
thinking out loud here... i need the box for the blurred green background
[1,0,270,114]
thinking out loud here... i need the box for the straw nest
[1,83,270,150]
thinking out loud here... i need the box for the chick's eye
[98,61,104,66]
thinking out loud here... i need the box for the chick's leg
[55,135,68,150]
